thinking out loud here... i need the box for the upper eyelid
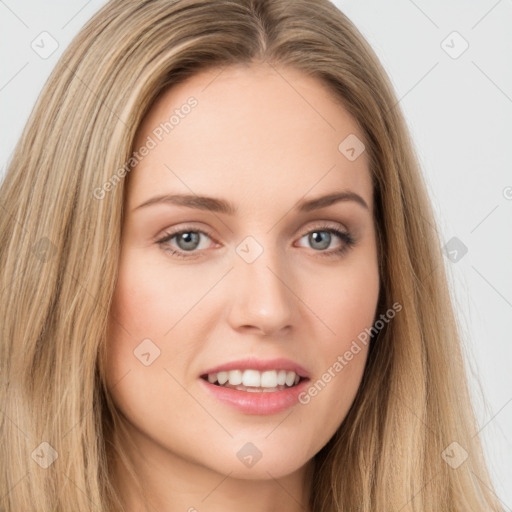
[157,220,348,240]
[157,226,216,243]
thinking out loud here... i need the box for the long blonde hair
[0,0,502,510]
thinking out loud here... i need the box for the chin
[210,445,311,480]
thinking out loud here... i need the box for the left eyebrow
[132,190,369,214]
[297,191,369,212]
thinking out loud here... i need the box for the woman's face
[106,63,379,482]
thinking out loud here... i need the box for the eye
[156,227,216,259]
[156,224,356,260]
[296,224,355,258]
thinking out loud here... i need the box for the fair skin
[106,62,380,512]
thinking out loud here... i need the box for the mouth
[198,368,311,415]
[200,369,309,393]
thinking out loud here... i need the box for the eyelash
[155,224,356,260]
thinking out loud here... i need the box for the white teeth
[205,368,301,389]
[217,371,229,385]
[277,370,287,386]
[260,370,277,388]
[228,370,243,385]
[242,369,261,387]
[285,371,296,387]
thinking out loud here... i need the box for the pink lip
[200,357,310,379]
[198,377,310,415]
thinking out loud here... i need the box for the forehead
[127,63,372,212]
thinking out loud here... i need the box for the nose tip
[227,246,296,336]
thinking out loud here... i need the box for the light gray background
[1,0,511,506]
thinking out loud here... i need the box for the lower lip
[198,377,310,415]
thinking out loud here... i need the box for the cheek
[108,249,194,341]
[105,247,211,402]
[105,251,165,389]
[104,257,196,430]
[308,253,380,350]
[298,250,379,424]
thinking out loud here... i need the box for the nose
[226,241,296,336]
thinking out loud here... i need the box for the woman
[0,0,503,510]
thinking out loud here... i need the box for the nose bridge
[228,234,295,334]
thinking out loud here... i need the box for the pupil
[178,232,199,250]
[310,231,330,250]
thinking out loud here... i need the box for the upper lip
[200,357,310,379]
